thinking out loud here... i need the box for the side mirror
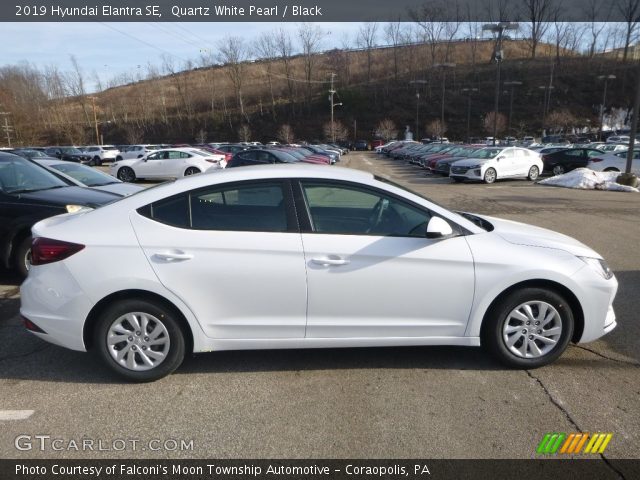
[426,217,453,239]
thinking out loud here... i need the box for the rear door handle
[153,251,193,262]
[311,257,350,266]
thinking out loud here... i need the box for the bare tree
[523,0,554,59]
[483,112,507,135]
[384,21,404,81]
[584,0,612,58]
[277,124,295,143]
[375,119,398,141]
[67,55,92,127]
[617,0,640,63]
[426,118,447,138]
[323,119,348,141]
[254,31,278,120]
[196,128,207,144]
[218,36,248,117]
[546,109,577,133]
[409,0,448,67]
[298,23,326,109]
[238,124,251,142]
[274,28,296,113]
[357,23,379,84]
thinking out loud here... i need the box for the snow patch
[538,168,639,192]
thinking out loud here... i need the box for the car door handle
[311,257,350,266]
[153,251,193,262]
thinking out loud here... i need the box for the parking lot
[0,151,639,463]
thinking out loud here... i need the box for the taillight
[590,158,603,163]
[205,159,220,164]
[31,237,85,266]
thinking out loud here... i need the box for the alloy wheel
[502,301,562,358]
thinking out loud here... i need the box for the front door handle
[153,251,193,262]
[311,257,350,266]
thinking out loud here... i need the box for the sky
[3,22,365,91]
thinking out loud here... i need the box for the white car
[116,145,161,161]
[21,165,617,381]
[449,147,543,184]
[600,144,629,153]
[588,149,640,175]
[83,145,120,164]
[34,159,144,197]
[109,147,225,182]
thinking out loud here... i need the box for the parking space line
[0,410,34,420]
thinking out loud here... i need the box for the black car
[227,149,298,167]
[44,146,94,165]
[8,149,58,161]
[542,148,606,175]
[0,153,120,277]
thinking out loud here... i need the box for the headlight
[66,205,93,214]
[579,256,614,280]
[467,164,480,169]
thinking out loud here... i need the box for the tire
[604,167,620,172]
[452,177,464,183]
[14,235,32,278]
[552,165,565,176]
[115,156,123,161]
[482,287,574,369]
[184,167,201,176]
[528,165,540,181]
[93,299,186,382]
[93,156,102,166]
[484,167,497,184]
[117,167,136,183]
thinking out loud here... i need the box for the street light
[538,85,555,135]
[434,63,456,137]
[409,80,428,140]
[597,74,616,141]
[504,80,522,135]
[462,87,478,143]
[483,22,519,145]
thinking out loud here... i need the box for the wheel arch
[83,289,194,354]
[480,279,584,344]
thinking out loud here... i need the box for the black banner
[2,0,633,22]
[2,460,640,480]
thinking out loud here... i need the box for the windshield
[473,148,502,159]
[50,162,118,187]
[0,156,69,194]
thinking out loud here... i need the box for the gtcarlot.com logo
[536,432,613,455]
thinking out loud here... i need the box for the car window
[564,149,582,157]
[143,182,288,232]
[586,150,603,158]
[147,152,162,160]
[0,157,68,194]
[300,181,432,237]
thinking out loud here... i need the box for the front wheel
[528,165,540,181]
[94,299,186,382]
[117,167,136,183]
[92,156,102,166]
[482,288,574,369]
[484,167,497,184]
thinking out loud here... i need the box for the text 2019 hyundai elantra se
[20,165,618,381]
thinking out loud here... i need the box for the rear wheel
[14,235,32,278]
[117,167,136,183]
[528,165,540,181]
[484,167,497,184]
[92,156,102,166]
[184,167,200,176]
[482,287,574,368]
[552,164,565,176]
[604,167,620,172]
[94,299,186,382]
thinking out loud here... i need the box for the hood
[479,214,599,258]
[17,185,121,208]
[92,183,145,196]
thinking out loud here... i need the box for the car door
[134,151,166,178]
[130,179,307,339]
[295,180,475,339]
[163,150,189,177]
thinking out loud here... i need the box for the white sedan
[109,147,225,182]
[449,147,543,184]
[588,149,640,175]
[21,165,617,381]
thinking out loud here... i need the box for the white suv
[83,145,120,164]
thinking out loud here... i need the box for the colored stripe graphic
[538,433,612,455]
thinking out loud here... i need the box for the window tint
[301,182,432,237]
[141,182,288,232]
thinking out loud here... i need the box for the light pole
[329,73,337,143]
[504,80,522,136]
[483,22,519,145]
[538,85,555,136]
[597,74,616,141]
[409,80,427,140]
[0,111,12,147]
[462,88,478,143]
[434,63,456,138]
[88,96,100,145]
